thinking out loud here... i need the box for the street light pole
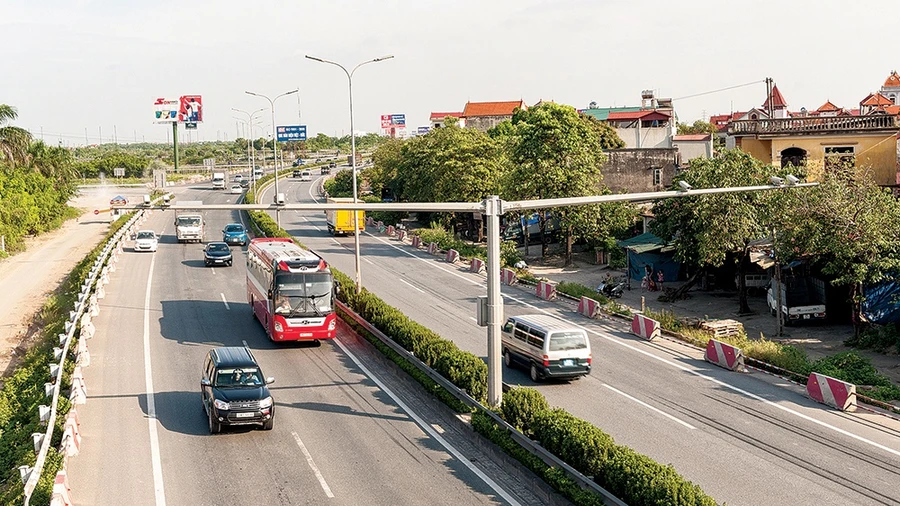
[306,54,394,293]
[232,107,265,196]
[246,89,299,228]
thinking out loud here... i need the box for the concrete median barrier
[501,268,517,286]
[631,314,660,341]
[807,373,857,412]
[411,235,421,248]
[445,249,459,264]
[705,339,745,372]
[470,258,485,273]
[50,471,74,506]
[427,242,438,255]
[536,281,557,300]
[577,296,600,318]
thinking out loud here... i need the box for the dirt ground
[522,246,900,388]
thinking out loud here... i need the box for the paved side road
[0,187,148,379]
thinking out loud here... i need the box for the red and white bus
[246,238,337,341]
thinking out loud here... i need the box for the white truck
[212,172,226,190]
[175,211,204,243]
[767,276,827,325]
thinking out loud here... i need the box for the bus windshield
[274,272,334,316]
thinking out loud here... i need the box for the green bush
[530,408,615,479]
[556,281,604,301]
[599,445,717,506]
[500,240,522,267]
[501,387,548,434]
[847,324,900,354]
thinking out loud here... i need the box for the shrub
[556,281,602,301]
[598,445,717,506]
[846,324,900,354]
[530,408,615,479]
[501,387,548,434]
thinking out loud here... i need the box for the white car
[133,230,159,252]
[230,184,243,194]
[233,174,243,182]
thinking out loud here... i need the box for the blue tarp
[627,250,681,283]
[861,281,900,323]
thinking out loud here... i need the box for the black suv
[201,346,275,433]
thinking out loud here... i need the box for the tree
[677,120,717,136]
[505,102,615,264]
[650,149,787,312]
[0,104,32,167]
[582,114,626,150]
[366,138,405,201]
[770,164,900,329]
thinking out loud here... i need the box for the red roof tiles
[883,71,900,88]
[860,93,893,106]
[429,111,463,121]
[461,100,525,118]
[762,85,787,109]
[606,110,671,121]
[817,100,840,112]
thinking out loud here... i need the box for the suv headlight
[258,397,273,409]
[214,399,230,410]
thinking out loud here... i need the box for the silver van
[501,314,592,382]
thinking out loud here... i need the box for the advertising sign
[276,125,307,142]
[381,115,391,128]
[417,126,431,135]
[178,95,203,123]
[390,114,406,126]
[154,98,179,123]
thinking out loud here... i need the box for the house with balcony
[727,84,900,186]
[460,100,526,132]
[580,91,677,149]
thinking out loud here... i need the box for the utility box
[476,296,488,327]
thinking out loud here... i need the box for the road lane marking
[469,317,477,323]
[143,253,167,505]
[221,293,230,310]
[362,257,374,265]
[603,384,696,429]
[399,278,425,294]
[332,338,522,506]
[292,431,335,499]
[364,233,900,459]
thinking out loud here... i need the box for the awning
[617,232,675,254]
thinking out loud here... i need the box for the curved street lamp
[246,89,299,227]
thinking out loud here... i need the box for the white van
[501,314,592,382]
[300,170,312,181]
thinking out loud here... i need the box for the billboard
[179,95,203,123]
[417,126,431,135]
[154,98,179,123]
[276,125,307,142]
[381,114,406,127]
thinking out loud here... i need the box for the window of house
[824,146,855,171]
[652,168,662,186]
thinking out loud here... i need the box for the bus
[246,238,337,341]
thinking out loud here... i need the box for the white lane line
[220,293,230,310]
[603,384,696,430]
[332,337,522,506]
[143,252,167,505]
[362,257,374,265]
[469,317,477,323]
[364,233,900,459]
[399,278,425,294]
[292,431,335,499]
[331,238,340,245]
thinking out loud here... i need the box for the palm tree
[0,104,32,166]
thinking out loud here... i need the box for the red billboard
[178,95,203,123]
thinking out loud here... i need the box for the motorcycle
[596,279,625,299]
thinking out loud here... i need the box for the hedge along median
[245,192,719,505]
[0,213,133,505]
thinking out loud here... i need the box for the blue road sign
[276,125,307,142]
[390,114,406,126]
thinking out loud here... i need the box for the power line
[673,80,766,102]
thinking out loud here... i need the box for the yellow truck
[325,197,365,236]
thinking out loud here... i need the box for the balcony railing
[729,114,900,135]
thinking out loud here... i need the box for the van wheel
[503,349,512,367]
[530,363,541,382]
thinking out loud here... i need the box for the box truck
[325,197,365,236]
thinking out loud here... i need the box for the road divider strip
[631,314,661,341]
[577,296,601,318]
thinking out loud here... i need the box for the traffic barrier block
[411,235,421,248]
[577,296,600,318]
[96,285,105,300]
[51,471,73,506]
[807,373,857,411]
[705,339,745,372]
[89,301,99,317]
[397,229,407,241]
[445,249,459,264]
[366,217,374,227]
[427,242,438,255]
[631,314,660,341]
[470,258,485,273]
[77,338,90,366]
[386,225,395,236]
[536,281,557,300]
[500,268,517,286]
[70,367,86,405]
[80,321,95,340]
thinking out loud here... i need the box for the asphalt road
[263,171,900,506]
[68,180,552,506]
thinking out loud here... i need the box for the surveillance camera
[275,193,286,205]
[677,180,693,191]
[770,176,784,186]
[162,194,171,205]
[143,194,151,205]
[786,175,800,185]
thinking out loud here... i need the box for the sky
[2,0,898,146]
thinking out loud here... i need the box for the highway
[262,169,900,506]
[67,178,553,506]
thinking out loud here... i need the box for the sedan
[230,184,243,194]
[222,223,249,246]
[133,230,159,252]
[233,174,243,182]
[204,242,233,267]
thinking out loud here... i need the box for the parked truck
[175,211,204,243]
[212,172,226,190]
[325,197,365,236]
[767,275,827,325]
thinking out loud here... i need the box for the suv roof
[210,346,258,368]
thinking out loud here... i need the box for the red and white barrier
[470,258,485,273]
[445,249,459,264]
[631,314,660,341]
[62,410,81,457]
[807,373,857,411]
[50,471,73,506]
[397,229,407,241]
[577,296,600,318]
[536,281,557,300]
[705,339,745,372]
[411,235,421,248]
[427,242,438,255]
[70,367,87,405]
[376,221,384,232]
[386,225,395,236]
[501,268,517,285]
[77,338,90,367]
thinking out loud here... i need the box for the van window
[502,320,514,333]
[549,331,588,351]
[514,328,528,342]
[527,334,544,349]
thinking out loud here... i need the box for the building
[881,71,900,105]
[600,148,679,193]
[580,91,676,149]
[673,134,713,161]
[430,111,464,129]
[460,100,526,132]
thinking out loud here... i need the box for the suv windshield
[548,331,588,351]
[224,225,244,233]
[214,368,263,387]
